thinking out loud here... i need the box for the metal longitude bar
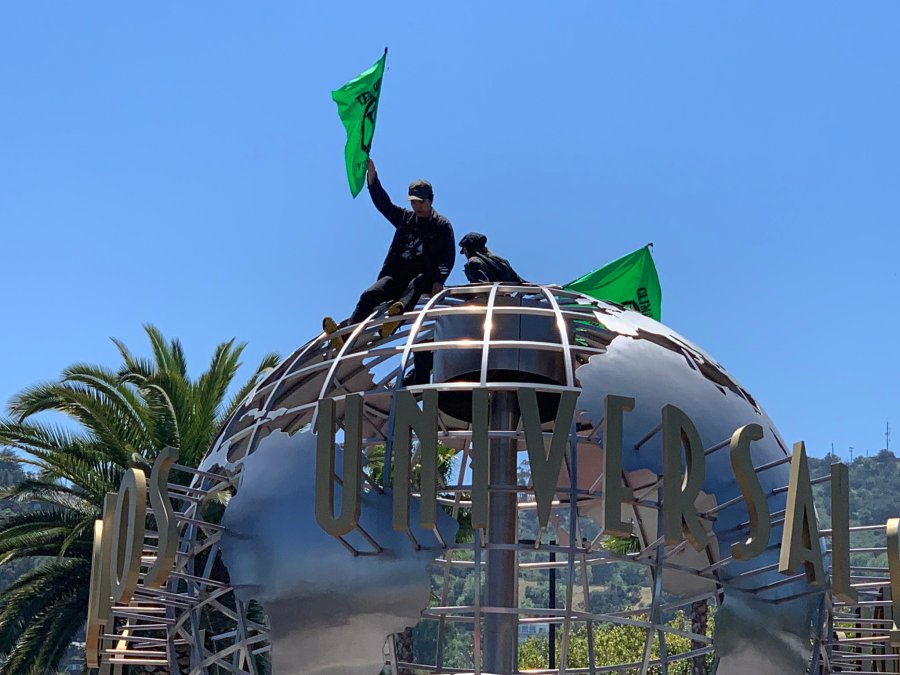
[484,390,520,674]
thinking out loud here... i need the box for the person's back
[465,250,523,283]
[458,232,525,284]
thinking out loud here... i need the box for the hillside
[809,448,900,568]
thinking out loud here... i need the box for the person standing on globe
[323,158,455,348]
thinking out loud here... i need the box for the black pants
[348,272,433,324]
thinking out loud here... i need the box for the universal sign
[85,388,900,667]
[314,388,900,640]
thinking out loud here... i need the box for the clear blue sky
[1,2,897,460]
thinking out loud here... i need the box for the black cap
[459,232,487,251]
[407,179,433,201]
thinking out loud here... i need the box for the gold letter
[470,389,489,530]
[392,389,438,531]
[778,442,824,585]
[887,518,900,646]
[110,468,148,604]
[86,519,105,667]
[315,395,362,537]
[729,424,770,560]
[831,463,857,603]
[519,388,578,530]
[144,447,180,588]
[86,493,117,667]
[601,395,635,537]
[662,405,708,550]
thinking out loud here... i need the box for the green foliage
[364,442,474,543]
[0,324,278,674]
[518,612,713,673]
[809,449,900,568]
[0,461,41,597]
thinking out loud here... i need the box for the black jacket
[464,251,524,283]
[368,176,455,283]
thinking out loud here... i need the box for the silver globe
[185,283,820,675]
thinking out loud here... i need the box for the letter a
[778,441,824,585]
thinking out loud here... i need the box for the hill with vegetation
[809,448,900,569]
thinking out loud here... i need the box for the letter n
[778,441,824,585]
[315,395,362,537]
[662,405,708,550]
[392,390,438,532]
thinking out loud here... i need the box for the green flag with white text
[564,245,662,320]
[331,50,387,197]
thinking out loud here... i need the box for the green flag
[331,50,387,197]
[564,245,662,320]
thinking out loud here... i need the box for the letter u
[315,395,363,537]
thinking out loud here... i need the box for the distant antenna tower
[887,421,891,452]
[849,446,854,463]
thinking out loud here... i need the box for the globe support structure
[86,283,895,674]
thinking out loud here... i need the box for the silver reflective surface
[572,307,815,672]
[220,429,458,674]
[192,284,821,674]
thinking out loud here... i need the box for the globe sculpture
[101,282,890,674]
[175,282,821,675]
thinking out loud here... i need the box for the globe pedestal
[485,390,520,674]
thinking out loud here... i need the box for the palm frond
[0,324,277,673]
[0,558,90,672]
[218,351,281,427]
[0,478,93,513]
[0,509,94,562]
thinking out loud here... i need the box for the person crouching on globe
[323,158,456,349]
[459,231,525,284]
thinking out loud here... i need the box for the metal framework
[99,465,270,673]
[95,283,880,674]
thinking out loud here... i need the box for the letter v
[519,389,578,530]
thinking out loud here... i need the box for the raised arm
[366,158,405,228]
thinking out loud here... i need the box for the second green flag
[564,245,662,320]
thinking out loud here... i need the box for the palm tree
[0,324,278,673]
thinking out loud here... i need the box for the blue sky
[1,2,897,460]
